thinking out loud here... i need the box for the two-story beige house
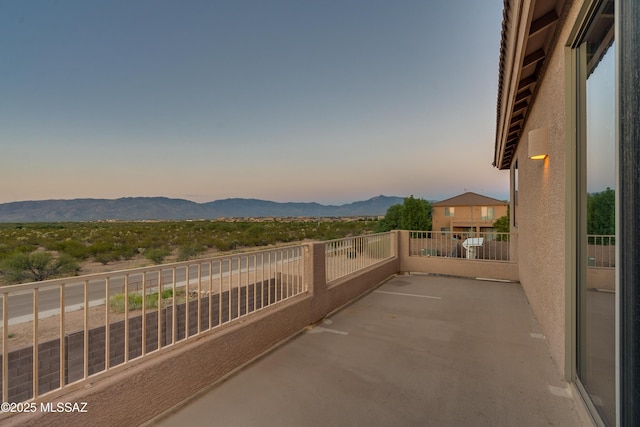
[431,192,508,234]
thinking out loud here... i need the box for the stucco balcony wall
[3,230,521,427]
[397,230,519,282]
[4,241,399,427]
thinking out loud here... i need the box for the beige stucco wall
[432,205,508,233]
[397,230,519,281]
[511,1,585,376]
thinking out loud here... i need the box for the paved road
[0,256,285,325]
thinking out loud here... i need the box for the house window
[573,2,616,425]
[444,207,454,217]
[480,207,494,221]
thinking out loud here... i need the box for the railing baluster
[157,271,162,351]
[141,272,147,357]
[253,254,257,312]
[59,284,65,387]
[33,289,39,399]
[185,267,190,338]
[227,259,232,322]
[172,268,177,345]
[124,275,129,363]
[216,260,221,326]
[268,253,272,306]
[244,256,249,314]
[84,280,89,379]
[237,257,241,316]
[208,261,213,331]
[197,264,202,334]
[3,292,8,403]
[105,277,111,370]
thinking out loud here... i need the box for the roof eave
[493,0,566,170]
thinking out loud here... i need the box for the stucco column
[306,242,329,323]
[397,230,410,273]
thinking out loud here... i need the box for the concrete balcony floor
[152,275,587,426]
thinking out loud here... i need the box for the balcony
[0,231,594,425]
[155,274,586,427]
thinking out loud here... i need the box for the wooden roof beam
[515,89,532,102]
[529,10,559,37]
[513,100,529,113]
[523,49,545,68]
[518,75,537,91]
[511,113,524,124]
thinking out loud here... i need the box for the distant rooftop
[433,192,508,207]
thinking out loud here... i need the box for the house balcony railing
[448,218,496,227]
[0,230,523,425]
[0,245,308,404]
[0,232,397,406]
[325,232,395,282]
[587,234,615,268]
[408,230,510,261]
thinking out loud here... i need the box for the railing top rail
[324,232,391,245]
[404,231,512,237]
[0,243,307,293]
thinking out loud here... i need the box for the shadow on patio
[152,274,588,426]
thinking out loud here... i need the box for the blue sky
[1,0,507,205]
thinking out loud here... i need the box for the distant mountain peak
[0,196,405,222]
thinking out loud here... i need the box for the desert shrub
[94,251,121,265]
[213,238,234,252]
[0,251,79,284]
[114,245,138,260]
[109,288,174,313]
[177,243,204,261]
[109,293,142,312]
[54,240,91,260]
[145,248,170,264]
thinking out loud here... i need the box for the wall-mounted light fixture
[528,127,549,160]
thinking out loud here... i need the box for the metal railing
[587,235,615,268]
[409,231,511,262]
[0,245,305,403]
[325,232,395,282]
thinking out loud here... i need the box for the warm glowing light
[528,128,549,160]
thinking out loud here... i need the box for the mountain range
[0,195,405,222]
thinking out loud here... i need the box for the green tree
[376,196,432,232]
[400,196,431,231]
[376,204,404,232]
[587,188,615,236]
[493,205,510,241]
[0,251,79,284]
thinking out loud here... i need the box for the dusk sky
[1,0,508,205]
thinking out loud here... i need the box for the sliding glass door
[575,1,616,425]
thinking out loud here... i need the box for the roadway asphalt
[1,257,272,323]
[152,274,589,427]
